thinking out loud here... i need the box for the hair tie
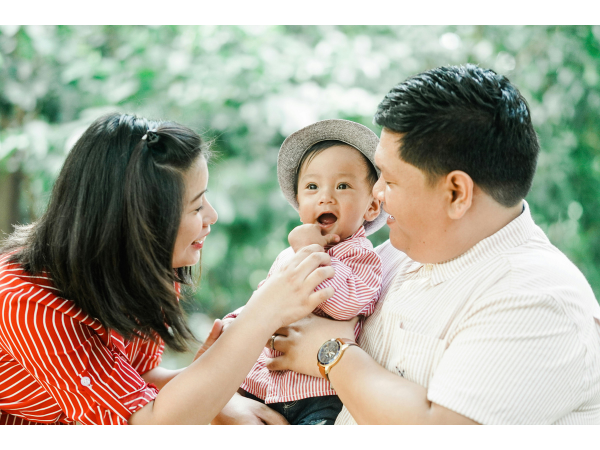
[142,129,159,144]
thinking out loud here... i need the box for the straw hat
[277,119,388,235]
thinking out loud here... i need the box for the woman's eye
[307,184,318,190]
[195,205,204,212]
[337,183,349,190]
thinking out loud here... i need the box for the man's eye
[307,184,318,190]
[337,183,348,190]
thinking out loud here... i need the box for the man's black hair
[374,64,540,207]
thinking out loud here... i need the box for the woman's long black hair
[1,113,208,352]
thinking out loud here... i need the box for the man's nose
[373,176,385,201]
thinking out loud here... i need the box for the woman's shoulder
[0,254,99,330]
[1,254,56,291]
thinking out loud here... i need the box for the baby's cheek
[298,210,314,225]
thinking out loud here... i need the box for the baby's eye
[307,183,318,190]
[337,183,349,190]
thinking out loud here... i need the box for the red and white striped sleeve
[314,235,383,321]
[0,277,158,425]
[128,334,164,376]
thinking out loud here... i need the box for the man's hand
[288,224,339,253]
[211,392,289,425]
[265,314,358,378]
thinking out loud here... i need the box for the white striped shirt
[226,226,382,403]
[336,201,600,424]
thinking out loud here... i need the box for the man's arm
[264,315,478,425]
[326,345,478,424]
[269,288,588,425]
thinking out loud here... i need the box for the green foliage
[1,25,599,323]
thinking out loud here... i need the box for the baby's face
[297,145,377,240]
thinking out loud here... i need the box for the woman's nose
[204,199,218,225]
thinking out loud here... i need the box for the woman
[0,113,335,425]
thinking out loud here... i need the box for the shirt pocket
[385,327,447,390]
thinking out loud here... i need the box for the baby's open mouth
[317,213,338,225]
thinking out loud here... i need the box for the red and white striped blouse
[225,226,382,403]
[0,253,163,425]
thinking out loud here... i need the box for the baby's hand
[288,224,340,253]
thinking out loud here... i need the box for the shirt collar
[409,200,536,286]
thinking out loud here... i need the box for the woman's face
[172,157,218,268]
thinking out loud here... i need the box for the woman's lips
[191,232,208,249]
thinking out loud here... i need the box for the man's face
[373,129,448,262]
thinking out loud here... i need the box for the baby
[224,119,387,425]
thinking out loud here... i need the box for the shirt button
[81,377,91,387]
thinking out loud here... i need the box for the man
[214,64,600,424]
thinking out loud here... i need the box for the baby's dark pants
[245,392,343,425]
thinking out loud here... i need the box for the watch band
[318,338,358,382]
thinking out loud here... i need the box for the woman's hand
[265,314,358,378]
[241,244,337,330]
[211,392,289,425]
[193,319,223,361]
[193,318,234,361]
[131,246,338,425]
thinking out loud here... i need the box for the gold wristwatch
[317,338,358,382]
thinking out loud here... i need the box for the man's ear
[443,170,473,220]
[363,196,381,222]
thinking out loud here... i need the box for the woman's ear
[363,196,381,222]
[444,170,473,220]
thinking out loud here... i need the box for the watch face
[318,340,341,365]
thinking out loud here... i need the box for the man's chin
[389,233,408,252]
